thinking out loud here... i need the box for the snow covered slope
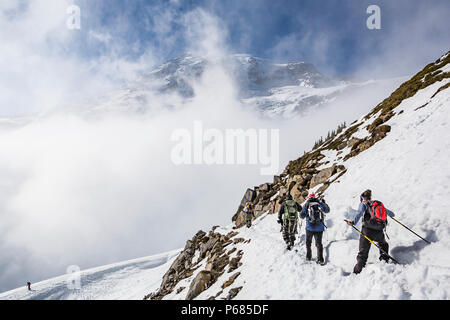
[243,78,405,118]
[0,250,180,300]
[200,73,450,299]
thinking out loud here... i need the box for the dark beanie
[361,189,372,200]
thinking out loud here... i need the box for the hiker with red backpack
[300,193,330,265]
[345,189,395,274]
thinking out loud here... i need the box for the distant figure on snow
[300,193,330,265]
[27,282,31,291]
[243,202,255,228]
[346,189,395,274]
[278,193,302,250]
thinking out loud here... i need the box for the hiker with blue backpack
[300,193,330,265]
[345,189,395,274]
[277,194,302,250]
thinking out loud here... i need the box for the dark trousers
[246,214,253,227]
[305,230,323,247]
[305,230,323,260]
[283,219,297,245]
[356,226,389,268]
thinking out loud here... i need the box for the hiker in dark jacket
[346,189,395,274]
[278,194,302,250]
[243,202,255,228]
[300,193,330,264]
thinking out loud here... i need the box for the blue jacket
[300,198,330,232]
[352,201,395,226]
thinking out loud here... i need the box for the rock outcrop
[146,229,246,300]
[309,166,337,188]
[221,272,241,289]
[186,271,213,300]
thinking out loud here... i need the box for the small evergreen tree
[312,121,347,150]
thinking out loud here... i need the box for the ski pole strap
[390,217,431,244]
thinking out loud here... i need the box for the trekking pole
[296,218,303,246]
[344,220,401,265]
[390,217,431,244]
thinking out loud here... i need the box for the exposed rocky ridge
[145,228,247,300]
[145,51,450,300]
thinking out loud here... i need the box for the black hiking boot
[306,246,312,261]
[353,263,364,274]
[379,254,390,263]
[317,245,325,265]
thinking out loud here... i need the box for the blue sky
[71,0,450,76]
[1,0,449,116]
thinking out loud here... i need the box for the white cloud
[182,8,230,60]
[88,30,112,44]
[0,1,159,117]
[0,7,252,291]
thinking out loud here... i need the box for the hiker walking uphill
[300,193,330,265]
[243,202,255,228]
[277,194,302,250]
[345,189,395,274]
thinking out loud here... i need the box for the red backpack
[368,200,387,227]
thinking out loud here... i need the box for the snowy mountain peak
[91,53,401,119]
[21,53,403,121]
[142,53,332,98]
